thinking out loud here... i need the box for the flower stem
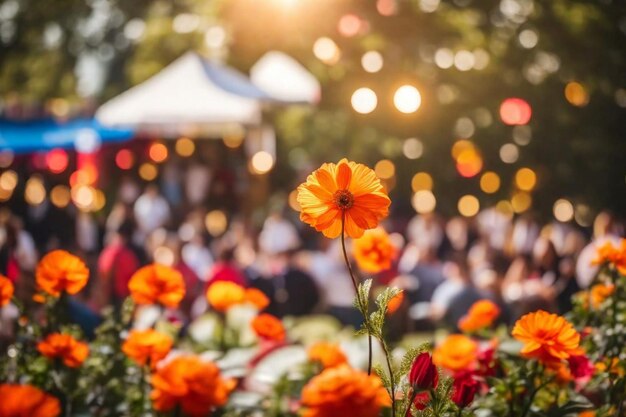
[340,212,373,375]
[381,341,396,417]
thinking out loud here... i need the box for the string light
[393,85,422,113]
[351,88,377,114]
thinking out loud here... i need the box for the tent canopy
[96,52,273,137]
[0,118,134,154]
[251,51,321,104]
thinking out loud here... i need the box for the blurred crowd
[1,174,625,340]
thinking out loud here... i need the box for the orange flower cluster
[592,240,626,274]
[128,264,185,308]
[151,355,235,417]
[297,159,390,239]
[353,227,397,273]
[458,299,501,332]
[122,329,173,368]
[308,342,348,369]
[35,250,89,297]
[512,310,582,367]
[433,334,478,372]
[0,275,14,307]
[301,365,391,417]
[251,313,286,342]
[589,283,615,309]
[0,384,61,417]
[37,333,89,368]
[206,282,270,312]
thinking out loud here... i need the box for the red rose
[409,352,439,391]
[451,374,479,408]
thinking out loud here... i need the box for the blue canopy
[0,118,135,154]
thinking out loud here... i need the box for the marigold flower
[245,288,270,310]
[128,264,185,308]
[353,227,397,273]
[251,313,286,342]
[0,275,13,307]
[451,373,479,409]
[308,341,348,369]
[433,334,478,372]
[386,290,404,315]
[512,310,582,366]
[589,283,615,309]
[458,299,501,333]
[151,355,235,417]
[301,365,391,417]
[0,384,61,417]
[122,329,173,368]
[297,159,390,239]
[37,333,89,368]
[35,250,89,297]
[408,352,439,391]
[206,281,246,312]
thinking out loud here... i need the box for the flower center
[333,189,354,210]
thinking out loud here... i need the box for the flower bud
[451,374,479,408]
[409,352,439,390]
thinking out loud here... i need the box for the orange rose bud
[128,264,185,308]
[251,313,286,342]
[37,333,89,368]
[122,329,173,368]
[0,383,61,417]
[244,288,270,310]
[297,159,390,239]
[308,342,348,369]
[458,299,501,332]
[0,275,14,307]
[512,310,583,366]
[151,355,235,416]
[386,290,404,315]
[301,365,391,417]
[206,281,246,312]
[433,334,478,372]
[35,250,89,297]
[353,227,397,273]
[409,352,439,391]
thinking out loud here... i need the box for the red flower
[568,354,594,382]
[408,352,439,391]
[407,391,430,414]
[451,373,479,409]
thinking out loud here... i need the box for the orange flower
[297,159,391,238]
[122,329,173,367]
[35,250,89,297]
[128,264,185,308]
[37,333,89,368]
[206,281,246,312]
[353,227,397,273]
[458,299,501,332]
[589,283,615,309]
[0,275,14,307]
[433,334,478,372]
[0,384,61,417]
[512,310,582,366]
[386,291,404,315]
[151,355,235,417]
[244,288,270,310]
[308,342,348,369]
[251,313,286,342]
[301,365,391,417]
[578,412,595,417]
[591,240,626,274]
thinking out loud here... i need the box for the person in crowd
[207,243,247,288]
[181,232,214,282]
[133,185,171,244]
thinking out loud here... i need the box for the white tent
[250,51,321,105]
[96,52,273,137]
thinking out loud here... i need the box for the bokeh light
[0,151,14,168]
[0,170,18,192]
[375,159,395,179]
[454,50,475,71]
[250,151,275,174]
[205,210,228,236]
[50,185,71,208]
[338,14,362,37]
[393,85,422,113]
[456,148,483,178]
[115,149,134,170]
[411,172,433,191]
[553,198,574,222]
[451,140,474,159]
[351,88,377,114]
[499,143,519,164]
[25,176,46,206]
[515,167,537,191]
[511,191,532,213]
[458,195,480,217]
[412,190,436,214]
[175,137,195,157]
[500,98,532,125]
[313,37,341,65]
[403,138,423,159]
[149,142,168,163]
[223,132,245,148]
[139,163,158,181]
[480,171,500,194]
[46,149,69,174]
[564,82,589,107]
[71,184,96,211]
[361,51,383,73]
